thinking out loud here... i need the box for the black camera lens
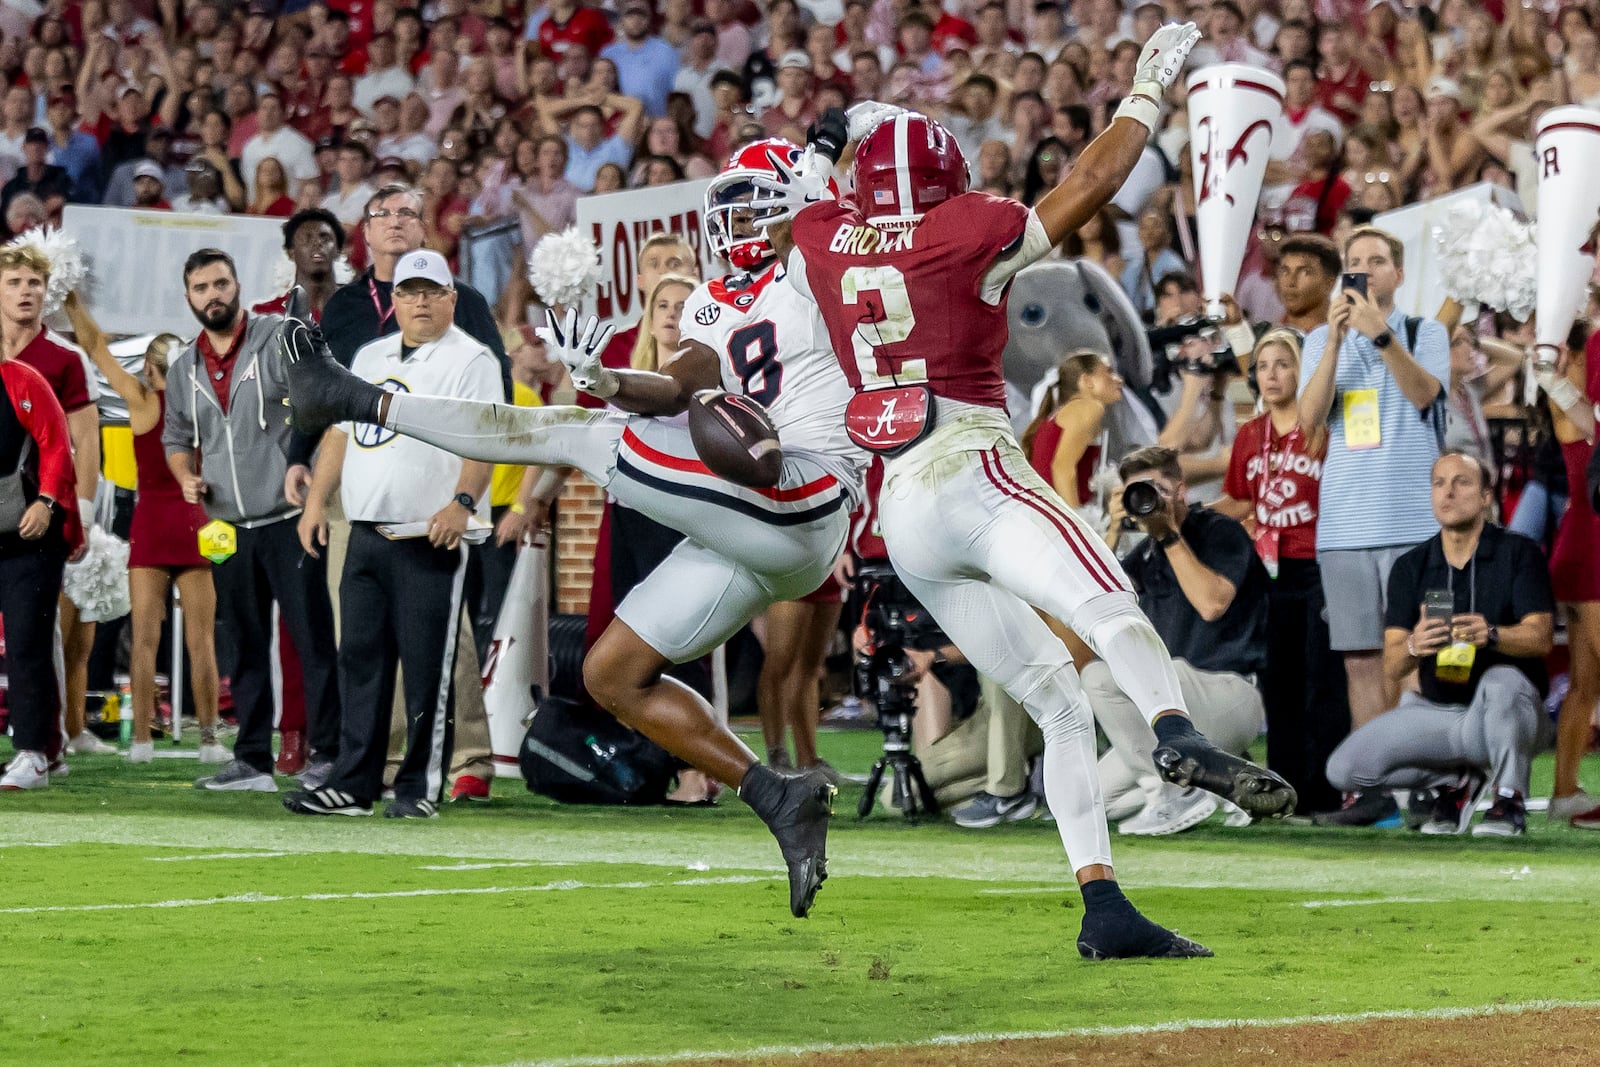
[1122,480,1162,518]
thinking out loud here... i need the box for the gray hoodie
[162,311,299,526]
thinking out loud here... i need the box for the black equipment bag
[519,695,677,805]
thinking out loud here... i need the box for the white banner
[575,178,714,332]
[61,205,288,336]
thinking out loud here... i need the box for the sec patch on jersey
[688,389,783,487]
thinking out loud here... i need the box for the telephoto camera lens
[1122,480,1163,518]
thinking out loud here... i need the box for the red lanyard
[369,278,394,328]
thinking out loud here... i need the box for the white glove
[846,100,909,141]
[750,145,836,227]
[1115,22,1203,130]
[537,307,618,399]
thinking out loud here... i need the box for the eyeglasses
[393,286,453,303]
[368,207,421,220]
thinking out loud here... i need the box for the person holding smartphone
[1297,225,1451,825]
[1322,452,1555,837]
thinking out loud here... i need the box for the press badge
[1435,641,1476,683]
[1343,389,1380,449]
[198,519,237,564]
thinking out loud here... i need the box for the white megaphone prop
[1187,64,1285,318]
[1534,107,1600,369]
[482,537,551,778]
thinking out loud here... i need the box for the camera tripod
[857,703,939,820]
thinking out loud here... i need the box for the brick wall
[555,474,605,614]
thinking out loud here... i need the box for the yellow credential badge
[198,519,237,564]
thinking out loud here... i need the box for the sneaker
[1216,799,1254,827]
[283,788,373,816]
[1572,804,1600,831]
[766,748,795,772]
[739,763,836,918]
[1312,790,1401,827]
[283,304,384,436]
[1419,772,1486,836]
[1117,785,1217,836]
[449,774,492,802]
[66,731,116,755]
[952,789,1038,829]
[297,758,336,792]
[196,759,277,792]
[46,757,68,779]
[1076,889,1213,960]
[275,730,306,776]
[1403,788,1438,831]
[1151,721,1296,820]
[0,751,49,790]
[1548,790,1600,823]
[803,759,841,787]
[1472,790,1527,837]
[197,743,231,765]
[126,741,155,764]
[384,796,439,819]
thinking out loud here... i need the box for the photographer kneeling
[1323,453,1555,836]
[1086,446,1269,834]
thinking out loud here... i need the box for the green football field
[3,728,1598,1067]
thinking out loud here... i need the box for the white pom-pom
[6,226,88,316]
[1432,201,1537,321]
[62,526,132,623]
[528,227,604,309]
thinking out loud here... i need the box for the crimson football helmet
[705,138,838,271]
[850,112,969,226]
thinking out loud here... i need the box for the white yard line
[1300,896,1445,908]
[418,861,538,871]
[0,875,780,915]
[474,998,1600,1067]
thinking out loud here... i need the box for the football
[688,389,783,488]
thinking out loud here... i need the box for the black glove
[807,107,849,164]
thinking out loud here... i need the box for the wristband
[1220,320,1257,360]
[1155,531,1180,548]
[585,367,620,399]
[1406,634,1418,658]
[510,502,527,516]
[1113,90,1162,133]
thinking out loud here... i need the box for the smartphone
[1340,272,1368,299]
[1423,590,1455,625]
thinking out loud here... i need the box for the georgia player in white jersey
[283,141,861,920]
[754,24,1298,959]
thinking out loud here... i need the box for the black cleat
[1077,897,1213,960]
[280,294,384,436]
[1153,722,1296,821]
[740,764,836,918]
[283,787,372,817]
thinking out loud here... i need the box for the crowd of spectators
[0,0,1596,835]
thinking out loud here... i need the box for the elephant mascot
[1002,259,1162,512]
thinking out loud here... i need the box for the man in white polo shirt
[284,250,499,819]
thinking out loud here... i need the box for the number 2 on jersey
[840,265,927,387]
[728,321,782,406]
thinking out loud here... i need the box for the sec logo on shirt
[352,379,410,448]
[694,304,720,326]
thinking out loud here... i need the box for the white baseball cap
[393,249,452,289]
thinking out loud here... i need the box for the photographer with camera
[1086,446,1270,834]
[1298,226,1450,782]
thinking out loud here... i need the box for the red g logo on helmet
[850,113,969,224]
[704,138,840,271]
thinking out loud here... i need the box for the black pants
[464,504,515,664]
[211,518,340,773]
[1262,556,1350,814]
[0,538,66,753]
[330,524,466,805]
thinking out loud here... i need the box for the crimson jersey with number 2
[788,193,1031,409]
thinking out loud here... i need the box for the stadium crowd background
[0,0,1597,834]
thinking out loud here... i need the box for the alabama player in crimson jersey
[283,141,860,919]
[757,23,1297,959]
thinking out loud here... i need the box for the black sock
[1153,714,1200,744]
[1079,877,1128,912]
